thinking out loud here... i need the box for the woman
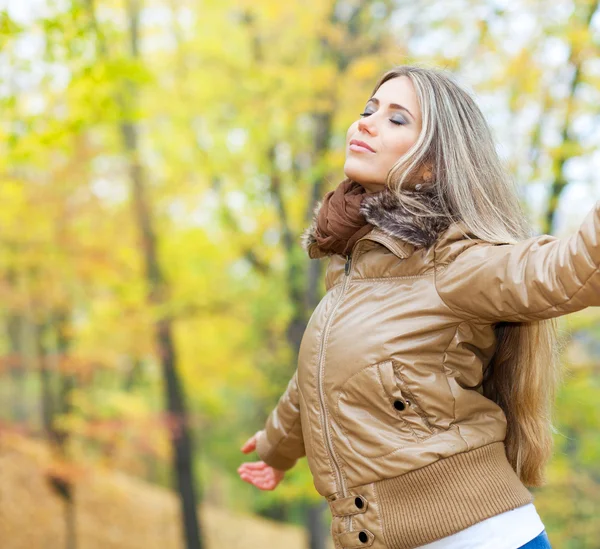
[238,65,597,548]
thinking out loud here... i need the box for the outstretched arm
[238,432,286,491]
[435,201,600,323]
[254,369,305,471]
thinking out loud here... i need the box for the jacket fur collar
[300,186,464,259]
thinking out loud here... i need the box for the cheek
[381,128,418,157]
[346,122,359,142]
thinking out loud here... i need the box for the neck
[358,182,386,194]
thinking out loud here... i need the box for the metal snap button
[393,399,405,411]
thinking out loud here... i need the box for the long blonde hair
[371,65,564,487]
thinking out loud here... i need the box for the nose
[357,115,377,135]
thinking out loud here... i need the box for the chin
[343,162,383,187]
[344,160,367,184]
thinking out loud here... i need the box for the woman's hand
[238,430,285,490]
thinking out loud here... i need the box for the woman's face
[344,75,422,194]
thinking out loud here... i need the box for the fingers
[240,431,262,454]
[243,468,270,485]
[237,461,266,483]
[238,431,281,491]
[240,434,256,453]
[238,461,267,471]
[237,461,281,491]
[239,469,275,490]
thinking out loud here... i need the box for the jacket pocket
[335,359,434,460]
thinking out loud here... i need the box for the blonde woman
[237,65,595,548]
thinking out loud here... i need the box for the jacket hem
[372,441,533,549]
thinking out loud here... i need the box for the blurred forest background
[0,0,599,548]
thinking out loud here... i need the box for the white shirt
[415,503,545,549]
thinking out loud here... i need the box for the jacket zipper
[316,245,360,531]
[317,232,408,531]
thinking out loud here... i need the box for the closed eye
[359,112,407,125]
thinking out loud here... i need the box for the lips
[349,139,375,153]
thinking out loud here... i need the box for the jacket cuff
[255,429,299,471]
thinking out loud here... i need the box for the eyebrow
[366,97,415,121]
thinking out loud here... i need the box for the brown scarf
[313,178,382,256]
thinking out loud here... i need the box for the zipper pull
[344,254,352,276]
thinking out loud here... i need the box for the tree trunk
[119,2,204,548]
[39,309,77,549]
[35,320,54,437]
[6,312,27,423]
[307,501,329,549]
[543,0,599,234]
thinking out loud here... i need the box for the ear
[420,162,434,182]
[412,163,434,186]
[422,170,434,183]
[397,162,435,190]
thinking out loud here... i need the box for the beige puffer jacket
[255,188,600,549]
